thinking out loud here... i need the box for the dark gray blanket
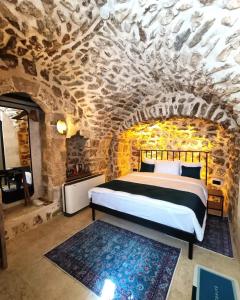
[97,180,206,226]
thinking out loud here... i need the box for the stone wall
[41,112,67,204]
[225,134,240,253]
[66,132,111,178]
[17,118,30,167]
[66,132,89,175]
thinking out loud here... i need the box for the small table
[207,188,224,218]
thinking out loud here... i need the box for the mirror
[0,107,31,170]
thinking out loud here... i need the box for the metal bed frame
[90,149,209,260]
[139,149,209,184]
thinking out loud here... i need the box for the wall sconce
[56,120,67,134]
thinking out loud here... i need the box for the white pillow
[180,162,202,175]
[154,160,180,175]
[143,158,156,165]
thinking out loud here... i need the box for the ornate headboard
[138,149,209,185]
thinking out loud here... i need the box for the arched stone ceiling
[0,0,240,136]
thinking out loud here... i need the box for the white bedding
[88,172,208,241]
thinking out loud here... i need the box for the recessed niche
[112,117,240,216]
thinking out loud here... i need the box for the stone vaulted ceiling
[0,0,240,136]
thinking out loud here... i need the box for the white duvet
[88,172,208,241]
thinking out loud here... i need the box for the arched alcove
[0,78,67,205]
[119,92,239,133]
[109,116,240,246]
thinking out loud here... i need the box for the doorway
[0,93,51,243]
[0,106,34,208]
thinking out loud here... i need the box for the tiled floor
[1,208,240,300]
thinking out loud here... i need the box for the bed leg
[92,207,95,221]
[188,242,193,260]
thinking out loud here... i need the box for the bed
[89,150,209,259]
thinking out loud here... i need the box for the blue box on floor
[192,265,240,300]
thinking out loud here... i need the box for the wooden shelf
[208,188,223,197]
[208,199,222,210]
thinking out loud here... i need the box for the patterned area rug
[45,220,180,300]
[196,215,233,257]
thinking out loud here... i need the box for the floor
[1,208,240,300]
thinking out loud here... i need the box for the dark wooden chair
[0,167,34,206]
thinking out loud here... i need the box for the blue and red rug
[196,215,233,257]
[45,220,180,300]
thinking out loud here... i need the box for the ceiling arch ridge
[118,91,239,133]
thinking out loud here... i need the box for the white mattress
[89,172,208,241]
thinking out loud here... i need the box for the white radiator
[62,174,105,216]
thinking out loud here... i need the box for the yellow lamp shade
[56,120,67,134]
